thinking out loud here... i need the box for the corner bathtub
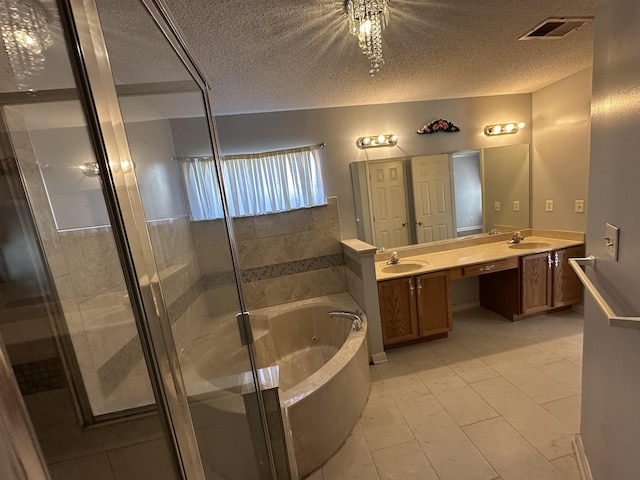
[252,294,370,477]
[181,293,370,478]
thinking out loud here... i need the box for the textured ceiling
[158,0,595,116]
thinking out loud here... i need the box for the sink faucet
[328,310,364,331]
[508,231,525,244]
[387,251,400,265]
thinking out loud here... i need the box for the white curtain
[179,147,325,220]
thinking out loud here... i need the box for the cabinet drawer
[463,257,518,277]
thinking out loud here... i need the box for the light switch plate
[575,200,585,213]
[513,200,520,211]
[605,222,619,260]
[545,200,554,212]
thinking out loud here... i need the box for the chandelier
[346,0,390,76]
[0,0,54,90]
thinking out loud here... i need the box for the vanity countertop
[375,233,584,281]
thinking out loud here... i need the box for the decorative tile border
[13,357,67,395]
[343,252,363,280]
[241,254,344,283]
[97,336,143,396]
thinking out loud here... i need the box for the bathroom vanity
[375,230,584,347]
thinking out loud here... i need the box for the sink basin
[508,242,551,250]
[381,260,428,274]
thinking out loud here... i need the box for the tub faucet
[508,231,525,244]
[387,251,400,265]
[328,310,363,331]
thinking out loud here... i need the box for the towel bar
[569,256,640,328]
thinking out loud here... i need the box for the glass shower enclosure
[0,0,284,478]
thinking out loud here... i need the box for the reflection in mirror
[350,144,530,250]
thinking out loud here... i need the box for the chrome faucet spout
[387,251,400,265]
[328,310,363,331]
[508,231,525,244]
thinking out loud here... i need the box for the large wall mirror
[351,144,530,249]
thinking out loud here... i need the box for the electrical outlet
[513,200,520,212]
[494,201,501,212]
[545,200,554,212]
[575,200,585,213]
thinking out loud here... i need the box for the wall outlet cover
[545,200,554,212]
[494,201,501,211]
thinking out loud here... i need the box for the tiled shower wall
[191,197,347,312]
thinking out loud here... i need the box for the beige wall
[532,68,592,232]
[213,94,533,239]
[580,1,640,478]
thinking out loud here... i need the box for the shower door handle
[236,312,254,346]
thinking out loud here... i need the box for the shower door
[0,0,279,478]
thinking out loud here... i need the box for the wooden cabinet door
[378,277,419,346]
[416,271,452,336]
[520,252,552,315]
[553,246,585,307]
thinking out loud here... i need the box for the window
[179,145,326,220]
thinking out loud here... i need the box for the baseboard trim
[452,301,481,313]
[574,433,593,480]
[572,303,585,314]
[370,352,388,364]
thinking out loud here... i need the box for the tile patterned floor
[305,306,584,480]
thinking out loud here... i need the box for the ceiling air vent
[519,17,593,40]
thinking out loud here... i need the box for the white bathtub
[181,293,370,478]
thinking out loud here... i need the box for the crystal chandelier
[346,0,390,76]
[0,0,54,90]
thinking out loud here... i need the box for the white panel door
[368,159,409,248]
[411,154,455,243]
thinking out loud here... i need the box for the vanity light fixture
[484,122,525,136]
[356,133,398,149]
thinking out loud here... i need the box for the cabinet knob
[554,251,559,268]
[417,277,422,295]
[408,278,414,295]
[547,253,553,269]
[416,221,423,226]
[402,222,407,227]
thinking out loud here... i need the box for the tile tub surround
[309,306,583,480]
[191,197,347,310]
[342,238,387,365]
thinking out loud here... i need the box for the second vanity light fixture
[484,122,526,136]
[356,133,398,149]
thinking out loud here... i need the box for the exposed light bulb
[377,134,386,143]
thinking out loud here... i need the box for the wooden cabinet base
[383,331,449,349]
